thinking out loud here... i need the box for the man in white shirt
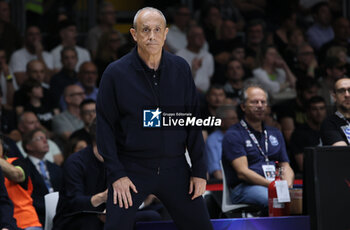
[51,20,91,72]
[176,25,214,93]
[9,25,53,86]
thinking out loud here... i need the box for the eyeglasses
[335,87,350,95]
[31,135,46,142]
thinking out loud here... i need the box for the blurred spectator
[49,47,78,106]
[0,0,22,60]
[176,25,214,93]
[252,45,296,95]
[16,111,63,166]
[70,99,96,146]
[86,2,125,59]
[0,87,17,135]
[232,0,266,21]
[205,105,238,180]
[14,60,58,116]
[201,84,226,135]
[95,30,123,84]
[59,62,98,110]
[0,138,42,230]
[210,19,242,84]
[244,19,266,70]
[319,57,347,113]
[52,85,84,141]
[283,27,305,69]
[213,0,245,30]
[77,62,98,100]
[0,48,17,108]
[306,2,334,51]
[290,96,326,173]
[9,25,53,86]
[273,11,297,54]
[63,137,88,160]
[166,4,192,53]
[319,17,350,64]
[223,59,245,105]
[320,78,350,146]
[23,128,63,226]
[293,43,318,79]
[326,46,348,63]
[0,165,17,230]
[21,79,59,130]
[200,3,222,46]
[274,77,320,144]
[51,20,91,72]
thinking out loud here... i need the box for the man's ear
[130,28,137,42]
[164,27,169,40]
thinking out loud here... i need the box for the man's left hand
[189,177,206,200]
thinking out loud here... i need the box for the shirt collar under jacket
[134,46,164,74]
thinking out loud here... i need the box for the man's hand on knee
[112,177,138,209]
[189,177,207,200]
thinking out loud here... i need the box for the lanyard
[240,119,269,163]
[335,111,350,126]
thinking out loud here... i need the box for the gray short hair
[133,7,167,30]
[241,83,269,104]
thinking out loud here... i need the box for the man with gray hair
[97,7,213,230]
[85,2,125,59]
[222,85,294,213]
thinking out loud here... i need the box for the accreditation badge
[262,164,276,181]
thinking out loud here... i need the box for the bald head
[26,60,46,82]
[133,7,166,30]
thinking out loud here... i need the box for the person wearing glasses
[70,99,96,146]
[222,84,294,213]
[52,85,85,141]
[23,128,62,226]
[321,78,350,146]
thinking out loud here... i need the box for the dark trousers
[104,156,213,230]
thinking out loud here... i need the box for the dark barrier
[136,216,310,230]
[304,146,350,230]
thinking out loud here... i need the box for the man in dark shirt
[222,85,294,210]
[290,96,327,173]
[321,78,350,146]
[49,47,78,106]
[70,99,96,145]
[53,120,107,230]
[96,7,212,230]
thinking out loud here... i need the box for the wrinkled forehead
[335,79,350,89]
[136,10,166,28]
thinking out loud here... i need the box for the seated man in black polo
[222,85,294,212]
[321,78,350,146]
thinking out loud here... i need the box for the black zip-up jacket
[96,47,207,185]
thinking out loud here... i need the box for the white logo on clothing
[269,135,279,146]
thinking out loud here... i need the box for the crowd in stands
[0,0,349,229]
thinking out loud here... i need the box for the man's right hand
[112,177,138,209]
